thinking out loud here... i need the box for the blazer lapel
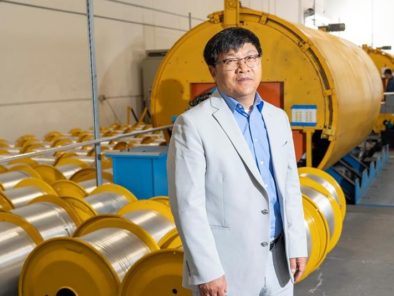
[210,94,266,190]
[262,104,285,195]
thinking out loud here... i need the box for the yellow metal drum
[150,4,383,169]
[362,45,394,74]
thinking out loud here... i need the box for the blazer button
[261,209,269,215]
[261,242,268,247]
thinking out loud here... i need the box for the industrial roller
[120,249,190,296]
[159,228,183,249]
[19,215,159,296]
[60,184,137,221]
[0,195,81,296]
[34,158,90,183]
[0,165,41,190]
[0,178,57,210]
[69,167,113,182]
[118,200,176,246]
[298,167,346,218]
[300,176,343,252]
[150,0,383,169]
[52,177,111,199]
[299,194,330,281]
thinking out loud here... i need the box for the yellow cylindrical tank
[150,4,383,169]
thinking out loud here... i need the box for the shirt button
[261,209,269,215]
[260,160,264,165]
[261,242,268,247]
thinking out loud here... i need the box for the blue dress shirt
[221,91,283,240]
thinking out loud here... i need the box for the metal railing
[0,125,172,164]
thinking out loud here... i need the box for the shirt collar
[220,90,264,114]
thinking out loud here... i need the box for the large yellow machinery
[362,44,394,75]
[150,1,383,170]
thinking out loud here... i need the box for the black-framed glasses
[216,54,261,70]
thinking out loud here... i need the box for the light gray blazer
[167,92,308,295]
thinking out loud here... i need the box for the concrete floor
[295,153,394,296]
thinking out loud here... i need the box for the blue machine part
[106,146,168,199]
[326,145,390,204]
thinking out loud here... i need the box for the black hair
[384,68,392,75]
[203,27,262,67]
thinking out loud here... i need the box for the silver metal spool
[81,228,150,280]
[300,172,340,206]
[85,192,130,214]
[0,222,37,296]
[56,164,82,179]
[31,156,56,165]
[304,220,312,260]
[4,186,46,208]
[12,202,76,240]
[301,185,335,239]
[78,179,109,194]
[74,155,96,165]
[0,171,30,190]
[123,210,175,243]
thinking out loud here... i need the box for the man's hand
[289,257,307,282]
[198,275,227,296]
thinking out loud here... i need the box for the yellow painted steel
[30,195,84,226]
[118,199,174,222]
[0,178,58,210]
[120,249,191,296]
[52,179,88,199]
[298,167,346,219]
[70,168,113,183]
[300,196,330,281]
[151,195,171,206]
[60,196,97,221]
[19,216,160,296]
[0,212,43,244]
[73,215,159,250]
[19,238,123,296]
[150,3,383,169]
[91,183,137,203]
[159,228,183,249]
[300,177,343,252]
[362,45,394,74]
[8,164,41,180]
[15,178,57,196]
[34,164,65,183]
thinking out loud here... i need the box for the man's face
[209,42,262,101]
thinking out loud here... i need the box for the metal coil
[31,156,56,165]
[304,220,312,257]
[85,192,130,214]
[0,171,30,190]
[81,228,150,280]
[73,155,96,165]
[123,210,175,243]
[4,186,46,208]
[12,202,76,240]
[79,179,109,194]
[300,173,339,206]
[0,222,37,296]
[56,164,82,179]
[301,186,334,237]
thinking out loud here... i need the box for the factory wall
[1,0,393,143]
[0,0,223,141]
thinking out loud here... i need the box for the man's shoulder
[181,95,217,118]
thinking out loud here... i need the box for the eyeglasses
[216,54,261,70]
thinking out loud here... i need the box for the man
[168,27,308,296]
[384,68,394,92]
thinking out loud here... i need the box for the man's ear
[208,65,216,80]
